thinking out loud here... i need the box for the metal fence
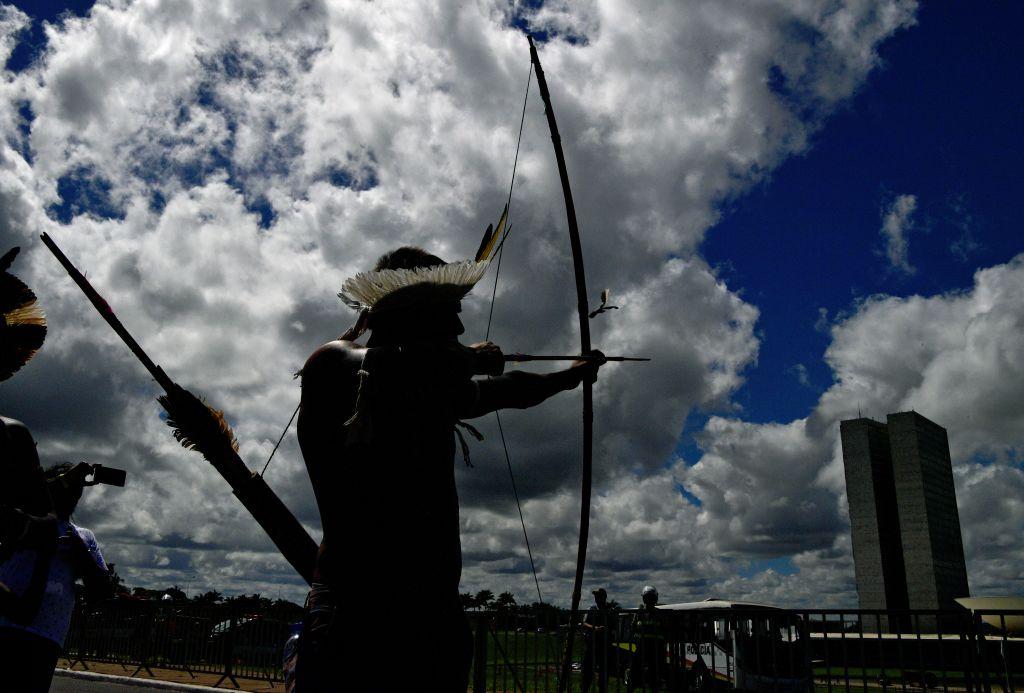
[804,609,1023,693]
[467,608,1024,693]
[64,600,295,686]
[62,602,1022,691]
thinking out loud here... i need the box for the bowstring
[485,60,544,606]
[261,401,300,477]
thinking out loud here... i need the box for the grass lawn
[475,629,633,692]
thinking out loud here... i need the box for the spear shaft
[40,233,318,584]
[41,234,173,392]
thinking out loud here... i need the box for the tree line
[91,563,304,618]
[459,589,621,614]
[107,566,623,619]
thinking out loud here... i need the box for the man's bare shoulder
[0,416,32,443]
[0,416,40,464]
[301,340,365,381]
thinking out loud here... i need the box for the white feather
[338,260,490,311]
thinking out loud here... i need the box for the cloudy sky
[1,0,1021,607]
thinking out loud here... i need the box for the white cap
[641,585,658,598]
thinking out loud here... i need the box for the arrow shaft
[504,354,649,362]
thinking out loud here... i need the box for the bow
[526,35,595,692]
[480,36,647,685]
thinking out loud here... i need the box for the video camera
[52,462,127,490]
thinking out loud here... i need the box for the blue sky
[702,1,1023,427]
[1,1,1020,606]
[5,1,92,69]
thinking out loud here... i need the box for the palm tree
[474,589,495,610]
[193,590,223,605]
[163,586,187,602]
[495,592,517,612]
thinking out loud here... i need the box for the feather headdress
[0,247,47,381]
[338,207,507,314]
[339,260,490,313]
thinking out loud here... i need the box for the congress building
[840,411,970,625]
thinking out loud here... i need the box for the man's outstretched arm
[465,353,602,417]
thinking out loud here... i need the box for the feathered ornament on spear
[159,384,239,462]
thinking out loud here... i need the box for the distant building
[840,412,970,620]
[840,417,908,612]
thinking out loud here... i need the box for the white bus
[615,598,809,692]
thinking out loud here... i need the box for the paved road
[50,672,218,692]
[51,676,152,692]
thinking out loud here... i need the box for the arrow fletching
[474,224,494,263]
[475,204,508,262]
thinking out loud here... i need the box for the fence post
[65,601,90,671]
[800,610,811,690]
[963,609,982,693]
[976,611,992,693]
[131,601,156,678]
[473,613,488,693]
[214,604,240,688]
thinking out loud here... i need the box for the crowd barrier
[62,601,1023,691]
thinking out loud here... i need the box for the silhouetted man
[296,246,603,692]
[628,585,666,693]
[582,587,616,693]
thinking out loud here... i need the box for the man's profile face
[446,302,465,337]
[409,301,464,339]
[369,300,464,341]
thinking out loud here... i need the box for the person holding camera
[0,248,64,642]
[0,462,115,692]
[0,247,118,690]
[0,417,59,623]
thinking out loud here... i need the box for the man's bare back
[293,247,602,691]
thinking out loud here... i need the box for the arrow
[504,354,650,362]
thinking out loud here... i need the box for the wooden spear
[40,233,317,585]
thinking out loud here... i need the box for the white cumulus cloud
[880,193,917,274]
[0,0,918,604]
